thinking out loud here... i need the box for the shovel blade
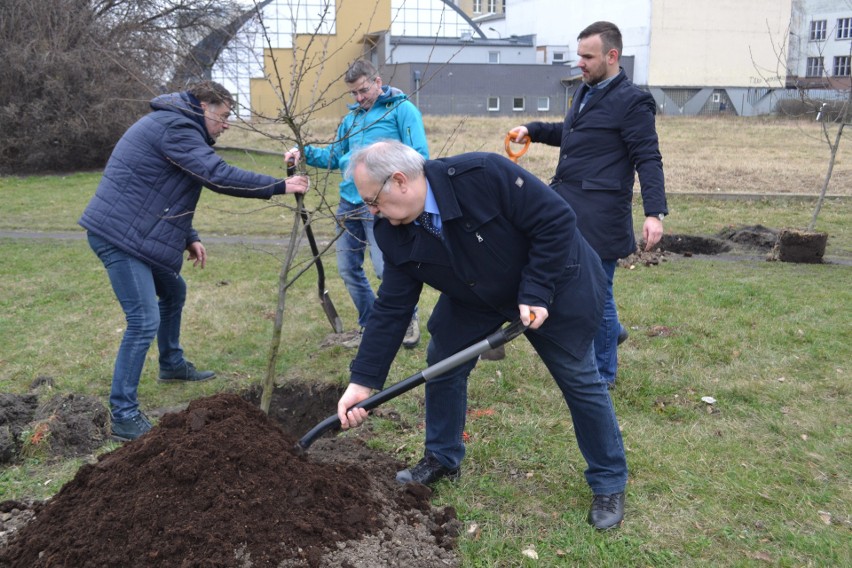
[321,290,344,333]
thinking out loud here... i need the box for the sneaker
[617,326,629,346]
[341,328,364,349]
[111,412,152,442]
[587,492,625,530]
[158,361,216,383]
[402,312,421,349]
[396,454,461,486]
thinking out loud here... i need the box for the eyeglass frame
[347,77,377,98]
[362,173,394,208]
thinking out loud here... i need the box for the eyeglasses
[363,174,393,208]
[348,79,376,98]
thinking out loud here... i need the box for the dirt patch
[0,387,110,465]
[0,391,460,567]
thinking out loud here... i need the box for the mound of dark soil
[0,393,460,567]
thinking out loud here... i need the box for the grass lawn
[0,116,850,566]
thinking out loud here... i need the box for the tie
[580,87,597,111]
[417,211,441,238]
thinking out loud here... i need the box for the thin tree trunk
[808,122,843,232]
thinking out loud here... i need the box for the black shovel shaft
[289,163,344,333]
[295,318,530,451]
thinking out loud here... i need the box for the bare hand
[286,175,309,195]
[518,304,547,329]
[186,241,207,268]
[508,125,529,143]
[643,216,664,251]
[337,383,372,429]
[284,148,301,166]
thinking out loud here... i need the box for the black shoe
[158,361,216,383]
[617,327,629,346]
[111,412,152,442]
[587,492,625,530]
[396,454,460,486]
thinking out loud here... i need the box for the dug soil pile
[0,393,460,567]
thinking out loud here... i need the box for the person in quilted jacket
[79,81,308,441]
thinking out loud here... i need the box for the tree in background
[0,0,242,174]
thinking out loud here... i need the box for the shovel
[504,132,531,163]
[289,163,344,333]
[295,316,532,452]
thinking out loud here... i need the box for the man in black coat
[510,21,668,388]
[336,140,628,530]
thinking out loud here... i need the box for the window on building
[537,97,550,111]
[552,52,565,62]
[487,97,500,112]
[513,97,525,111]
[838,18,852,39]
[834,55,851,77]
[810,20,827,41]
[806,57,824,77]
[473,0,482,14]
[487,0,496,13]
[488,51,500,64]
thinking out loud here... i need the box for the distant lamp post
[489,27,502,39]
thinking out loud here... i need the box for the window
[487,0,496,13]
[537,97,550,111]
[838,18,852,39]
[552,51,565,62]
[473,0,482,13]
[513,97,525,111]
[833,55,851,77]
[488,51,500,64]
[806,57,824,77]
[487,97,500,112]
[810,20,827,41]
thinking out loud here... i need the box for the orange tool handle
[504,133,531,163]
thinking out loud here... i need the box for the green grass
[1,151,850,567]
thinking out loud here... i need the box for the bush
[0,0,154,174]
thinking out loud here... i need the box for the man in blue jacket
[286,60,429,350]
[510,21,668,387]
[79,81,308,442]
[336,140,628,530]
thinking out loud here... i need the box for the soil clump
[0,392,460,567]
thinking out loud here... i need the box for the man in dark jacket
[336,140,628,530]
[79,81,308,442]
[509,21,668,387]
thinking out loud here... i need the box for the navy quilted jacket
[79,91,288,273]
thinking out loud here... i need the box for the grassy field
[1,116,850,566]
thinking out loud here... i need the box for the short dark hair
[344,59,379,84]
[187,81,235,107]
[578,21,623,57]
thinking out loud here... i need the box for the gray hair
[344,59,379,84]
[346,140,425,186]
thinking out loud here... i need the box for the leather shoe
[587,492,625,530]
[617,327,629,346]
[396,454,460,486]
[158,361,216,383]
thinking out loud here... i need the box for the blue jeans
[594,259,622,385]
[88,233,187,421]
[335,199,383,328]
[423,332,627,495]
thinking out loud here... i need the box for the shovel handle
[294,316,533,452]
[504,133,530,163]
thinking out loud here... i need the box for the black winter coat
[526,69,667,260]
[349,152,606,391]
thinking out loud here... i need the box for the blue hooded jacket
[79,91,289,273]
[303,85,429,204]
